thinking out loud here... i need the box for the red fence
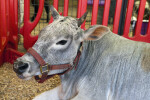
[0,0,22,65]
[0,0,150,66]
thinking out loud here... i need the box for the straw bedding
[0,63,60,100]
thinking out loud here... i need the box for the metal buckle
[40,64,49,74]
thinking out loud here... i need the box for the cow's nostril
[18,61,29,73]
[19,63,28,70]
[18,61,24,67]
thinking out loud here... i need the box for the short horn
[50,5,60,20]
[77,12,88,27]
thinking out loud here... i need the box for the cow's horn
[50,5,60,20]
[77,12,88,27]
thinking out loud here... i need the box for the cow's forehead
[38,16,79,40]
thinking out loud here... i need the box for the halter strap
[27,47,81,83]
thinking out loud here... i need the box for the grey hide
[14,6,150,100]
[33,29,150,100]
[71,32,150,100]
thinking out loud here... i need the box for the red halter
[27,47,81,83]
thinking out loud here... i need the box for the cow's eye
[56,40,67,45]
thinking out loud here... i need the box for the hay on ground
[0,63,60,100]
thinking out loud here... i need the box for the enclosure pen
[0,0,150,99]
[0,0,19,65]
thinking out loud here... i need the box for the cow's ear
[82,25,110,41]
[50,5,60,20]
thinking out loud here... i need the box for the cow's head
[13,6,109,80]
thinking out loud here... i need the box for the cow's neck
[59,32,115,97]
[60,32,114,78]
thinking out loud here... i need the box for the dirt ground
[0,63,60,100]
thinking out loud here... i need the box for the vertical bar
[24,0,30,23]
[81,0,87,29]
[53,0,58,10]
[123,0,134,37]
[20,0,44,49]
[30,0,44,30]
[0,0,2,65]
[6,0,10,35]
[21,0,44,33]
[1,0,7,38]
[9,0,18,50]
[0,0,8,65]
[64,0,69,16]
[0,0,2,49]
[91,0,99,25]
[113,0,122,34]
[77,0,87,29]
[77,0,82,18]
[102,0,111,26]
[134,0,146,36]
[14,0,18,27]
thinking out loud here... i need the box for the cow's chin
[16,71,35,80]
[16,74,32,80]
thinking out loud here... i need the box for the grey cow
[13,6,150,100]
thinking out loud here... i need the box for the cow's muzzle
[13,61,29,75]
